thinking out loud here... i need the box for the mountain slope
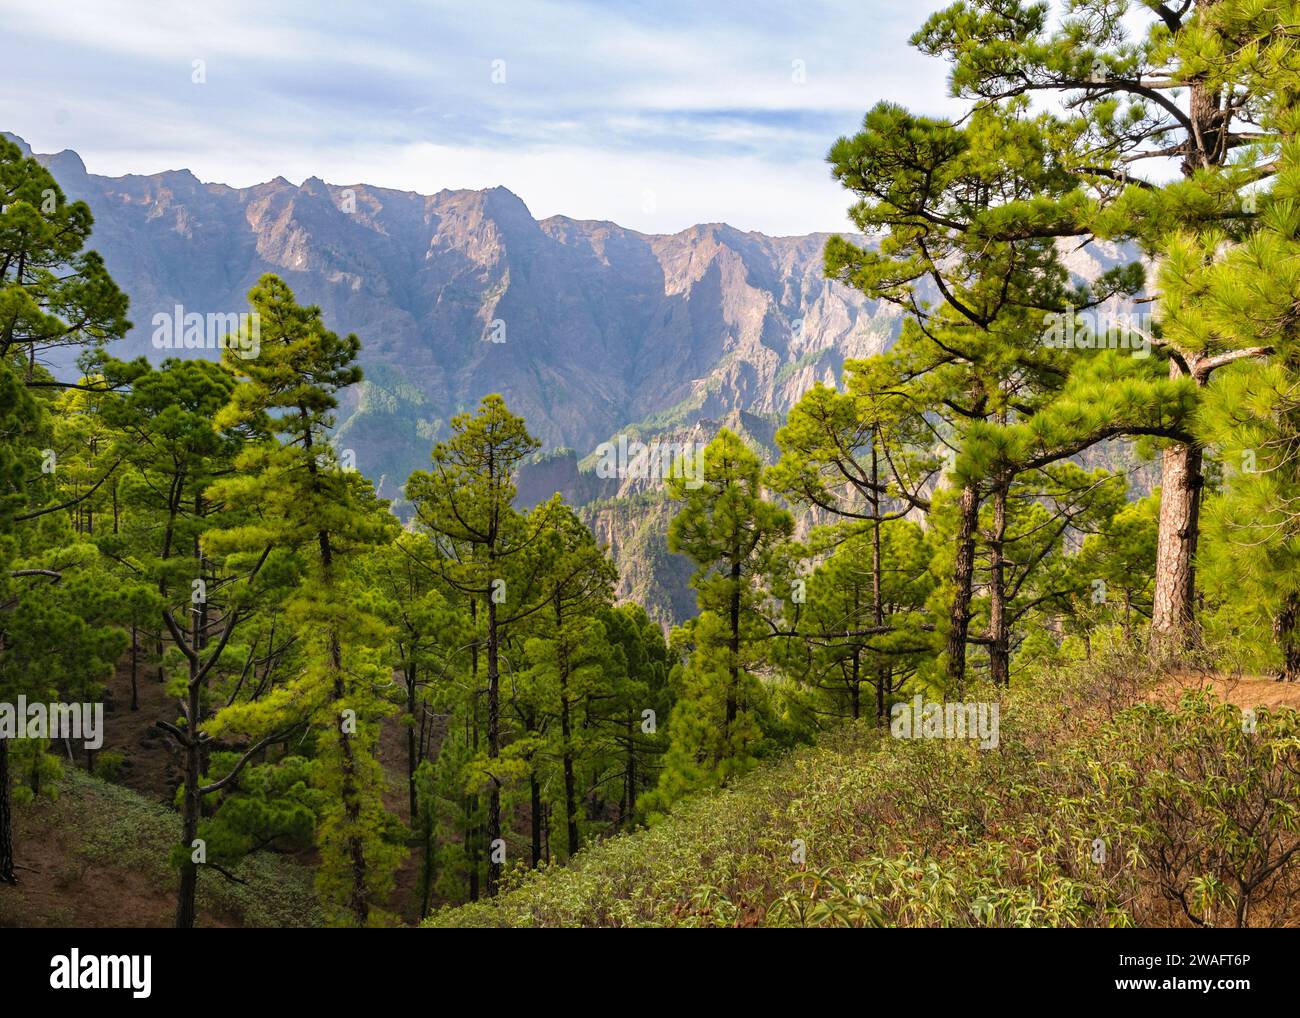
[10,133,1141,625]
[425,660,1300,928]
[10,133,891,500]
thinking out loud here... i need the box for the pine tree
[772,522,934,723]
[767,370,941,707]
[598,603,673,825]
[645,429,793,811]
[909,0,1292,649]
[1197,134,1300,677]
[94,355,288,926]
[205,275,403,927]
[0,137,129,374]
[0,136,131,885]
[368,532,465,824]
[973,460,1127,681]
[523,504,617,857]
[1073,494,1160,647]
[825,99,1138,686]
[406,394,558,895]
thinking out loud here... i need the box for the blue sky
[2,0,961,235]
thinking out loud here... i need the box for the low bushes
[427,650,1300,927]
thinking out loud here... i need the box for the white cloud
[1,0,963,234]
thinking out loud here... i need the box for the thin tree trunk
[0,739,15,885]
[330,626,370,927]
[560,695,579,856]
[194,497,211,779]
[727,560,741,732]
[988,484,1011,687]
[175,661,202,928]
[871,445,887,722]
[1274,593,1300,681]
[406,661,418,821]
[556,593,580,857]
[130,626,139,711]
[529,770,542,867]
[946,482,980,694]
[418,806,434,921]
[624,710,636,826]
[485,596,502,896]
[466,602,479,902]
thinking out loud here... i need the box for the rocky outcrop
[14,134,889,502]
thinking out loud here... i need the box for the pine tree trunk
[130,626,139,712]
[466,613,480,902]
[418,808,434,920]
[466,599,480,901]
[1149,79,1222,651]
[529,770,543,867]
[175,742,199,928]
[318,528,369,925]
[333,629,370,926]
[560,693,579,856]
[1151,438,1202,653]
[871,442,887,722]
[175,661,202,928]
[988,484,1010,687]
[194,506,211,779]
[623,710,636,826]
[1274,593,1300,681]
[946,482,980,693]
[557,595,580,857]
[0,738,16,885]
[485,596,502,896]
[406,661,418,822]
[727,560,741,730]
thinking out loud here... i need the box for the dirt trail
[1151,671,1300,710]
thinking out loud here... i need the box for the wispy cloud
[1,0,961,234]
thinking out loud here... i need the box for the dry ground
[1153,670,1300,710]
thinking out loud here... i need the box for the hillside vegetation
[2,769,319,928]
[429,654,1300,928]
[7,0,1300,932]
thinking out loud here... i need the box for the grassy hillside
[426,655,1300,928]
[2,769,321,929]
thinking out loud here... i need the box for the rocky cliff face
[15,133,1137,626]
[13,134,892,505]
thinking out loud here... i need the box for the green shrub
[427,650,1300,927]
[92,750,127,784]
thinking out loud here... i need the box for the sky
[0,0,963,236]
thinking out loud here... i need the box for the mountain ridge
[6,132,1135,624]
[8,132,892,495]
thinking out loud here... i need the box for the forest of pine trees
[4,0,1300,934]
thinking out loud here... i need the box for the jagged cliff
[12,133,891,495]
[11,132,1137,626]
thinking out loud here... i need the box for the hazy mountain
[11,133,1140,624]
[11,134,894,497]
